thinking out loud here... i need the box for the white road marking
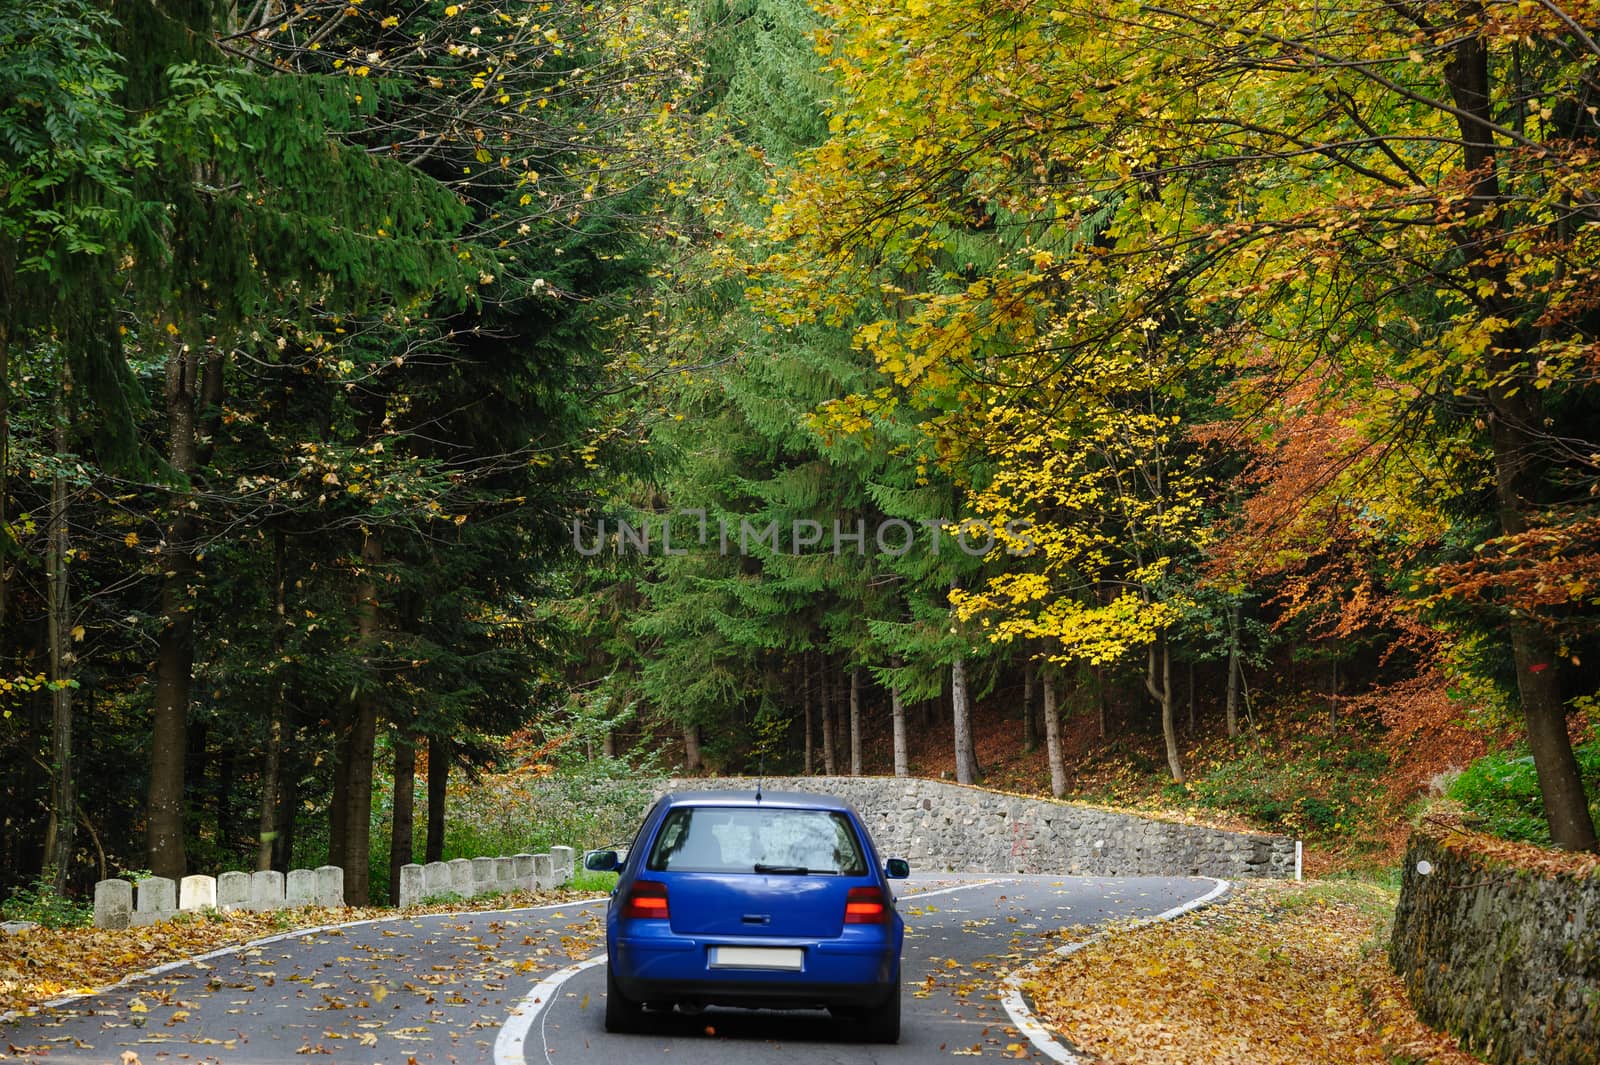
[493,953,608,1065]
[999,877,1231,1063]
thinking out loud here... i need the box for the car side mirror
[884,858,910,879]
[584,849,620,872]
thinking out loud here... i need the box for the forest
[3,0,1600,911]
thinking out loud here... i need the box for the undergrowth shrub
[1446,739,1600,845]
[1,878,93,928]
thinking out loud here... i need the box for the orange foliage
[1428,512,1600,635]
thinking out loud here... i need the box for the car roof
[660,789,858,814]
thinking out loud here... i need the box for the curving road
[2,874,1219,1064]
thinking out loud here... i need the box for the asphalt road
[1,874,1219,1065]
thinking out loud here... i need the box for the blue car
[585,789,910,1042]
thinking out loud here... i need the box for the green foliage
[439,759,662,860]
[1,877,93,929]
[1447,740,1600,846]
[1182,736,1388,841]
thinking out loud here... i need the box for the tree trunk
[1225,602,1241,738]
[146,342,222,879]
[256,705,281,872]
[1146,639,1184,784]
[328,722,351,870]
[389,729,416,905]
[1022,661,1037,753]
[43,373,74,893]
[0,320,10,632]
[214,745,235,848]
[849,667,862,776]
[341,527,383,905]
[147,528,195,879]
[952,656,979,785]
[256,534,287,870]
[1444,25,1597,851]
[1042,670,1066,798]
[684,723,702,773]
[1187,660,1196,734]
[820,659,836,775]
[802,659,813,775]
[425,736,448,863]
[891,684,908,778]
[1095,665,1106,739]
[1329,657,1339,725]
[273,763,298,873]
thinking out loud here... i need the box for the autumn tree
[757,0,1600,848]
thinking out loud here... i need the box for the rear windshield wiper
[753,863,812,875]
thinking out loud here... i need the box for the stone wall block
[314,866,344,908]
[179,874,217,912]
[513,854,536,891]
[286,868,317,908]
[94,879,132,929]
[471,857,495,896]
[550,845,574,886]
[250,870,285,912]
[448,858,473,894]
[398,863,425,908]
[217,871,250,912]
[494,856,517,892]
[533,853,553,890]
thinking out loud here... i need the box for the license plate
[708,946,804,971]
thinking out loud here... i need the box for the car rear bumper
[612,931,899,1009]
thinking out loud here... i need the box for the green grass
[567,868,619,894]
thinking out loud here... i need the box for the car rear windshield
[645,806,868,875]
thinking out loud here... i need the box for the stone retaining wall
[1389,825,1600,1065]
[665,776,1296,878]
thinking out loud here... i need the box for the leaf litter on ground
[1025,879,1484,1065]
[0,884,605,1019]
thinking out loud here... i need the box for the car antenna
[756,751,764,803]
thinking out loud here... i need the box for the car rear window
[646,806,867,875]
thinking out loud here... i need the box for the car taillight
[844,886,887,924]
[622,881,669,920]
